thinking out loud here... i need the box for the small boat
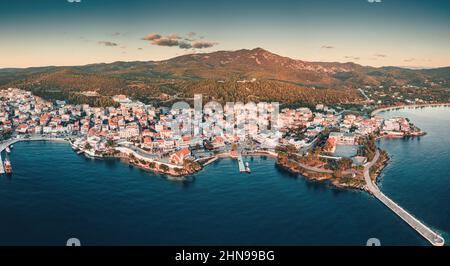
[76,150,85,155]
[5,147,11,153]
[245,162,251,173]
[4,159,12,175]
[71,142,79,151]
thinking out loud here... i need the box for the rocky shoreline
[275,150,390,191]
[369,150,390,185]
[77,148,280,179]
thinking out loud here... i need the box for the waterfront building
[169,148,191,165]
[328,132,357,145]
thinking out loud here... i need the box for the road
[292,154,355,176]
[293,158,333,174]
[358,88,371,102]
[117,143,159,160]
[363,150,380,192]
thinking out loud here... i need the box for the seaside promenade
[364,150,445,246]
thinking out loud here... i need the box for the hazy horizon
[0,47,447,71]
[1,0,450,68]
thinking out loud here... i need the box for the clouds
[179,42,193,49]
[142,33,162,41]
[98,41,118,47]
[187,32,196,38]
[321,45,334,49]
[142,32,218,50]
[167,33,181,39]
[344,56,361,60]
[152,37,181,47]
[192,41,217,49]
[97,31,217,52]
[374,53,387,58]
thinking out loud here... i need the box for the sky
[1,0,450,68]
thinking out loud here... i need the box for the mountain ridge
[1,47,449,106]
[2,47,449,73]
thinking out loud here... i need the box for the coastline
[2,137,280,179]
[75,144,280,178]
[370,103,450,117]
[275,157,371,191]
[0,136,70,153]
[268,104,445,190]
[2,107,446,245]
[0,133,407,191]
[5,136,389,189]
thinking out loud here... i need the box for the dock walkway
[364,150,445,246]
[0,153,4,174]
[0,139,16,175]
[237,154,246,172]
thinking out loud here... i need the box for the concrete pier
[0,139,15,175]
[364,150,445,246]
[0,153,4,174]
[237,154,246,172]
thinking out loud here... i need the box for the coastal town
[0,87,427,187]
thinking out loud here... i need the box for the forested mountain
[1,48,449,106]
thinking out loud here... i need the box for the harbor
[0,136,70,176]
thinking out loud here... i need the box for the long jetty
[364,150,445,246]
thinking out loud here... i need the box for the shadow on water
[273,162,349,195]
[103,158,120,168]
[76,153,198,188]
[169,175,196,188]
[2,174,13,182]
[247,156,269,161]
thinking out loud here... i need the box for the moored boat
[4,159,12,175]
